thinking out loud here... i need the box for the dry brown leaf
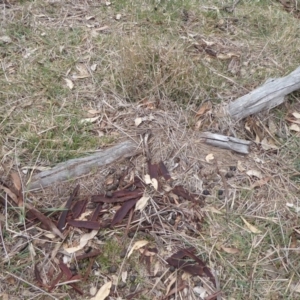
[80,116,100,124]
[292,112,300,119]
[11,172,21,192]
[290,124,300,132]
[64,78,74,89]
[0,36,12,43]
[139,248,157,256]
[135,117,143,126]
[88,109,101,115]
[268,118,277,134]
[195,101,212,117]
[217,52,239,60]
[201,39,215,46]
[90,281,112,300]
[64,230,98,254]
[241,217,262,234]
[144,174,158,190]
[237,161,245,172]
[228,57,240,75]
[251,176,270,188]
[91,64,97,71]
[73,64,90,79]
[205,153,214,163]
[204,206,223,214]
[0,185,18,204]
[221,245,240,254]
[165,274,177,296]
[121,271,127,283]
[135,195,150,211]
[261,137,279,150]
[246,170,262,179]
[194,119,202,130]
[127,240,149,258]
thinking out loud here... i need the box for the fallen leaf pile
[0,153,219,299]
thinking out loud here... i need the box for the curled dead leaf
[246,170,262,179]
[196,101,212,117]
[241,217,262,234]
[290,124,300,132]
[217,52,239,60]
[205,153,214,163]
[144,174,158,190]
[127,240,149,258]
[90,281,112,300]
[251,176,270,188]
[221,245,240,254]
[135,117,143,127]
[135,195,150,211]
[64,230,98,254]
[80,116,100,124]
[292,112,300,119]
[64,78,74,90]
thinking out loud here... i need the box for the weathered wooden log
[199,132,251,154]
[228,66,300,120]
[27,141,137,190]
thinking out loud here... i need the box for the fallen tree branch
[227,66,300,120]
[199,132,251,154]
[27,141,137,190]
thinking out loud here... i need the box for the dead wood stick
[227,66,300,120]
[199,132,251,154]
[27,141,137,190]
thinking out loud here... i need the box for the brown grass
[1,0,300,299]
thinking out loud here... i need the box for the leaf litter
[0,146,217,299]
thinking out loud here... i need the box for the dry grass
[1,0,300,299]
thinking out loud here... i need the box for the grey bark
[199,132,251,154]
[228,66,300,120]
[27,141,137,190]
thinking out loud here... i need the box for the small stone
[169,266,175,272]
[92,262,99,270]
[118,282,126,289]
[109,265,117,273]
[106,191,113,198]
[120,249,127,258]
[69,263,76,271]
[169,219,175,226]
[225,171,235,178]
[129,284,137,293]
[155,271,163,277]
[174,157,180,163]
[84,246,92,253]
[128,231,135,238]
[129,275,136,282]
[78,262,87,270]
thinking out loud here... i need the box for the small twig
[0,222,9,262]
[142,130,152,161]
[55,279,81,286]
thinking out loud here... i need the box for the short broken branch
[199,132,251,154]
[27,141,137,190]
